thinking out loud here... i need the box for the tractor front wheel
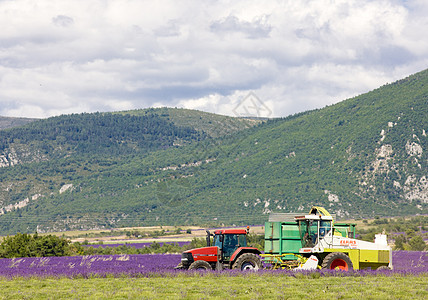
[232,253,262,271]
[322,252,353,271]
[188,260,212,270]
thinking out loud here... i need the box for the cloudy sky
[1,0,427,119]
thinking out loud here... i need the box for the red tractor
[176,227,262,270]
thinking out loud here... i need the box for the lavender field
[0,251,426,278]
[0,254,180,278]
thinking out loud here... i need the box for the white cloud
[0,0,427,118]
[52,15,74,28]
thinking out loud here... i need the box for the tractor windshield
[213,234,247,248]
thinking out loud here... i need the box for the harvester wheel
[232,253,262,271]
[322,252,353,271]
[376,266,390,271]
[188,260,212,270]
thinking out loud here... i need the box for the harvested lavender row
[0,251,426,278]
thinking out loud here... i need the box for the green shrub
[408,236,426,251]
[0,233,71,258]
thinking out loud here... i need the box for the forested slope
[0,69,426,234]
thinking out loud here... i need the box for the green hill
[0,69,426,234]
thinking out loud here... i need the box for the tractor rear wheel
[322,252,353,271]
[188,260,212,270]
[232,253,262,271]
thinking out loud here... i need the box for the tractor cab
[212,229,248,261]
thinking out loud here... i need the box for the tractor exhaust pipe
[206,230,211,247]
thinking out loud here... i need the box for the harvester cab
[296,214,333,248]
[295,205,339,248]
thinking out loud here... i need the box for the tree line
[0,112,205,154]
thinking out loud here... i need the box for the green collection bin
[264,222,302,259]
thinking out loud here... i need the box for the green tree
[408,235,426,251]
[394,234,406,250]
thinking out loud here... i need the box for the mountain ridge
[0,116,39,130]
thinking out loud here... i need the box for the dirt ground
[67,225,265,244]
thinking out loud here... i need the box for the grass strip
[1,273,427,299]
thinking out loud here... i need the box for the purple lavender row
[0,254,181,278]
[84,241,190,248]
[392,250,427,273]
[0,251,426,278]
